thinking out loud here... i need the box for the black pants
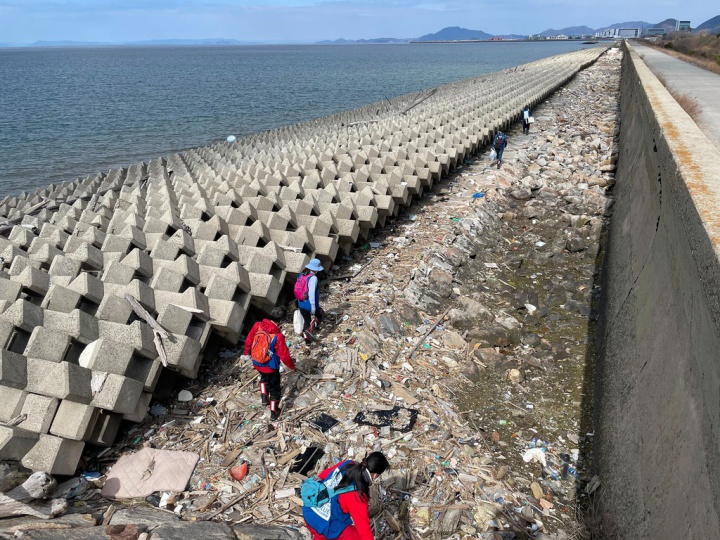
[259,371,281,401]
[522,120,530,134]
[299,306,324,332]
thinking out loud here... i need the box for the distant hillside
[132,38,246,45]
[317,37,410,44]
[30,40,106,47]
[695,15,720,33]
[650,18,678,33]
[415,27,492,42]
[595,20,651,32]
[537,26,594,37]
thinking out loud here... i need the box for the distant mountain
[132,38,246,45]
[647,18,677,33]
[30,40,107,47]
[694,15,720,33]
[317,37,410,44]
[415,27,492,42]
[537,26,594,37]
[595,21,652,32]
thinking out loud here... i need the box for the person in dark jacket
[522,105,531,135]
[493,131,507,169]
[243,307,295,420]
[303,452,390,540]
[297,258,325,343]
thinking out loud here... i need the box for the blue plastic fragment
[472,192,485,199]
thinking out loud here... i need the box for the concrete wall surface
[596,42,720,537]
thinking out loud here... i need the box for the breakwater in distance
[596,42,720,537]
[0,41,597,196]
[0,47,605,475]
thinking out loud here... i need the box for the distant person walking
[493,131,507,169]
[295,258,325,343]
[522,105,531,134]
[243,307,295,420]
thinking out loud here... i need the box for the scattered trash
[307,413,340,433]
[472,192,485,199]
[101,448,199,499]
[229,462,248,482]
[353,406,418,433]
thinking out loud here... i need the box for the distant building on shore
[644,28,667,37]
[596,27,641,39]
[675,20,691,31]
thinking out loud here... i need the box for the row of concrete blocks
[0,47,607,474]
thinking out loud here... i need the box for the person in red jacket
[303,452,390,540]
[243,307,295,420]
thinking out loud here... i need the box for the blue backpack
[301,476,356,507]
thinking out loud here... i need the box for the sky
[0,0,716,44]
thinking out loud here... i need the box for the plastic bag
[489,148,497,161]
[293,309,304,335]
[528,116,535,124]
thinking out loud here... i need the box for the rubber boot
[270,400,281,421]
[260,382,269,406]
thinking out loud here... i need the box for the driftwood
[124,293,169,366]
[391,305,452,363]
[0,472,67,519]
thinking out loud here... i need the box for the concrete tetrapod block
[16,393,59,434]
[0,349,27,389]
[0,426,38,461]
[40,283,82,313]
[157,302,193,335]
[0,385,27,422]
[42,308,99,345]
[163,333,203,375]
[87,410,123,447]
[125,357,163,392]
[23,327,72,363]
[91,373,144,415]
[97,320,156,359]
[0,277,22,303]
[0,298,44,332]
[25,358,93,403]
[49,400,99,441]
[78,337,136,375]
[21,434,85,475]
[96,293,133,324]
[207,298,245,334]
[67,272,105,304]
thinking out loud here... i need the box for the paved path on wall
[632,43,720,149]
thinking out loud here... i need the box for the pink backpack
[294,273,311,301]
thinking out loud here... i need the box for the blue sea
[0,41,594,197]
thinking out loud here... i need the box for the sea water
[0,41,593,196]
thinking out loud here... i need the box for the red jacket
[244,319,295,373]
[316,461,373,540]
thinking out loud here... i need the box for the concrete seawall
[596,42,720,537]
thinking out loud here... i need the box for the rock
[495,314,521,332]
[357,329,382,355]
[505,368,524,383]
[531,481,544,500]
[461,361,480,380]
[565,235,587,253]
[177,390,193,402]
[232,524,305,540]
[427,267,454,297]
[377,315,401,336]
[442,331,467,349]
[521,333,541,347]
[509,189,532,201]
[394,302,423,326]
[151,521,235,540]
[109,506,181,527]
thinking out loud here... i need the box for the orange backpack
[250,327,275,364]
